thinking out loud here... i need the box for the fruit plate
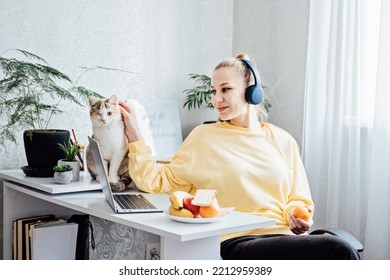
[164,207,235,224]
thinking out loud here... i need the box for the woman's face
[211,67,248,121]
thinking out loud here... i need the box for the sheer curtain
[303,0,390,259]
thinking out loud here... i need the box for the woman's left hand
[118,100,142,143]
[288,207,314,235]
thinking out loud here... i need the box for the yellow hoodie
[127,121,313,241]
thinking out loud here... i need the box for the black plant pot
[22,129,70,177]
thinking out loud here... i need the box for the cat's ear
[88,96,98,107]
[108,95,118,105]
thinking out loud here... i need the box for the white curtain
[303,0,390,259]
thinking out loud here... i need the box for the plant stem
[45,98,63,129]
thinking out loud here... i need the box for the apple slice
[183,196,201,218]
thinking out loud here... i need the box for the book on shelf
[13,214,56,260]
[25,218,66,260]
[12,220,17,260]
[31,221,79,260]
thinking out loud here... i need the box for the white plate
[164,207,235,224]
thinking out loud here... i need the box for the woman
[118,53,360,260]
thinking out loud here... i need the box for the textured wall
[0,0,233,260]
[0,0,233,165]
[233,0,310,148]
[0,0,310,259]
[89,216,160,260]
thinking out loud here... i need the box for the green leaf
[182,74,212,110]
[53,164,73,172]
[0,49,134,147]
[57,140,81,161]
[14,49,48,64]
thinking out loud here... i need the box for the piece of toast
[192,189,217,206]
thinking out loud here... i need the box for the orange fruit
[199,205,220,218]
[293,205,311,222]
[199,200,221,218]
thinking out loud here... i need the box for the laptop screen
[87,136,117,210]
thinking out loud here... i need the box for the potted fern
[0,49,104,177]
[183,73,272,113]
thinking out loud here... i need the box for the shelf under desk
[1,170,275,260]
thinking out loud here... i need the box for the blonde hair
[213,53,268,121]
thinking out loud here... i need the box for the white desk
[0,169,101,194]
[0,169,275,260]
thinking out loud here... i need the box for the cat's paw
[96,176,100,183]
[108,175,120,183]
[110,182,126,192]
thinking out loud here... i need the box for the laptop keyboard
[113,194,156,209]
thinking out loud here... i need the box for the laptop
[88,136,167,213]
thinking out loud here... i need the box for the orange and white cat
[85,95,131,191]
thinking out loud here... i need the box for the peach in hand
[293,205,311,222]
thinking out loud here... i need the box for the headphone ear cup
[245,85,264,105]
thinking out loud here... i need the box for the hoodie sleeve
[127,138,194,194]
[283,137,314,221]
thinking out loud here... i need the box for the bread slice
[192,189,217,206]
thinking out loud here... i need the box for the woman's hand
[118,100,142,143]
[288,206,313,235]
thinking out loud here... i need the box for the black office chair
[220,228,364,260]
[309,228,364,252]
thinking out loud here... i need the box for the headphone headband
[240,59,264,105]
[240,59,261,86]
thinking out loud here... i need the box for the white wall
[0,0,311,259]
[0,0,234,259]
[0,0,310,166]
[0,0,233,169]
[233,0,310,148]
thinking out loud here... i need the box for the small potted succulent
[53,164,73,184]
[57,139,84,182]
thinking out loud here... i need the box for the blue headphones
[240,59,264,105]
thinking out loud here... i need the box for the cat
[85,95,132,192]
